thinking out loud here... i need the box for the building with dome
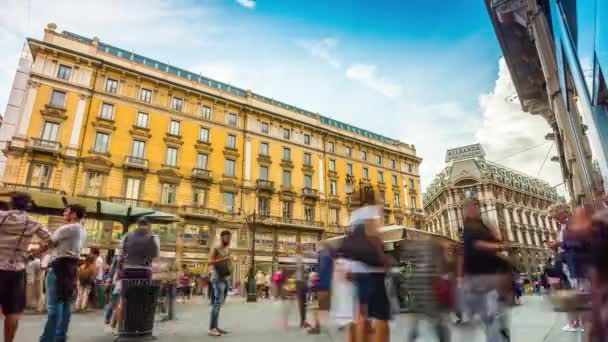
[423,144,561,274]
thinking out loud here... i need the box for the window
[330,180,337,196]
[392,175,398,186]
[136,112,149,128]
[165,147,178,166]
[304,205,315,223]
[169,120,181,136]
[345,146,352,157]
[227,134,237,149]
[57,65,72,80]
[411,197,416,209]
[260,142,269,156]
[409,179,415,190]
[197,153,208,169]
[50,90,66,108]
[347,163,353,176]
[259,166,269,180]
[378,171,384,183]
[171,97,183,111]
[390,159,396,169]
[261,122,269,134]
[199,127,210,143]
[161,183,177,205]
[105,78,118,93]
[330,208,339,225]
[100,103,114,120]
[304,134,311,145]
[361,151,367,161]
[257,197,270,217]
[223,193,235,213]
[193,188,207,206]
[140,88,152,103]
[125,178,141,200]
[407,163,412,173]
[304,153,311,166]
[376,155,383,165]
[202,105,212,119]
[132,140,146,158]
[363,167,369,179]
[394,194,401,207]
[396,217,403,225]
[304,175,313,188]
[282,201,293,219]
[29,164,52,187]
[93,132,109,153]
[225,159,236,177]
[283,128,291,140]
[328,142,335,153]
[329,159,336,172]
[87,172,104,197]
[41,122,59,141]
[228,113,238,126]
[282,170,291,187]
[282,147,291,161]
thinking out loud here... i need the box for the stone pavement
[16,295,581,341]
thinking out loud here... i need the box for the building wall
[1,26,423,278]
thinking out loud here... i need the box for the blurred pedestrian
[39,204,87,342]
[295,253,310,329]
[0,193,51,342]
[461,199,511,342]
[75,254,96,312]
[208,230,232,337]
[92,248,106,308]
[178,265,192,303]
[308,241,334,334]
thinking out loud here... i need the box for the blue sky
[0,0,564,193]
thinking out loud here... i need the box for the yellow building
[0,24,423,280]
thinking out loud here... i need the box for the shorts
[352,273,391,321]
[0,270,26,315]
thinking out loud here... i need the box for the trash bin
[116,279,161,341]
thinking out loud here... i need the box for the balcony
[153,203,179,213]
[109,197,152,207]
[302,187,319,200]
[123,156,149,169]
[180,206,218,219]
[383,203,392,211]
[2,182,65,194]
[256,179,275,193]
[192,168,212,181]
[251,214,324,230]
[29,138,61,154]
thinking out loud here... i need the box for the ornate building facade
[0,24,423,281]
[423,144,561,275]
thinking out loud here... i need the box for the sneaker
[217,328,230,334]
[208,329,222,337]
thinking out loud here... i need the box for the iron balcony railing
[192,168,212,179]
[256,179,275,191]
[29,138,61,152]
[2,182,65,194]
[252,214,323,228]
[180,206,218,217]
[124,156,149,168]
[109,197,152,207]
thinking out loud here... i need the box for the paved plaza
[16,295,580,341]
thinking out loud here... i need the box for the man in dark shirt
[208,230,232,337]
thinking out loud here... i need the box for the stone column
[14,80,40,143]
[503,206,514,241]
[67,94,89,157]
[318,156,325,194]
[446,208,455,238]
[244,137,252,183]
[514,209,524,243]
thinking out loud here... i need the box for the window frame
[171,97,183,111]
[57,64,72,81]
[100,102,115,120]
[161,183,177,205]
[105,78,118,93]
[260,122,269,134]
[49,90,67,108]
[329,159,336,172]
[282,170,291,187]
[227,134,237,149]
[93,132,110,153]
[330,180,337,196]
[140,88,152,103]
[228,113,238,126]
[223,192,235,213]
[201,105,213,120]
[136,112,149,128]
[169,120,181,136]
[259,166,269,180]
[41,121,59,142]
[378,171,384,183]
[132,140,146,158]
[363,167,369,179]
[282,147,291,161]
[303,134,311,145]
[328,142,335,153]
[260,142,269,156]
[283,128,291,140]
[347,163,353,176]
[225,159,236,177]
[165,147,178,166]
[199,127,210,143]
[197,153,209,169]
[304,152,312,166]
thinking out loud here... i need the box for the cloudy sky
[0,0,565,195]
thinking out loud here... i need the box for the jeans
[209,278,228,330]
[463,275,510,342]
[104,292,119,324]
[40,269,72,342]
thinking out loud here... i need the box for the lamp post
[246,212,257,302]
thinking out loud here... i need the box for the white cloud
[297,37,342,69]
[236,0,256,9]
[475,58,564,190]
[345,63,402,97]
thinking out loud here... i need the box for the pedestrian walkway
[16,295,580,341]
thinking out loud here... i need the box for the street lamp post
[246,212,257,302]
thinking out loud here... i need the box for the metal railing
[192,168,212,179]
[109,197,152,207]
[252,214,323,228]
[302,187,319,198]
[29,138,61,152]
[180,206,218,217]
[2,182,65,194]
[124,156,149,168]
[256,179,274,191]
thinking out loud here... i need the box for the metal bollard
[115,279,161,341]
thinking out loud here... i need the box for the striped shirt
[0,210,51,271]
